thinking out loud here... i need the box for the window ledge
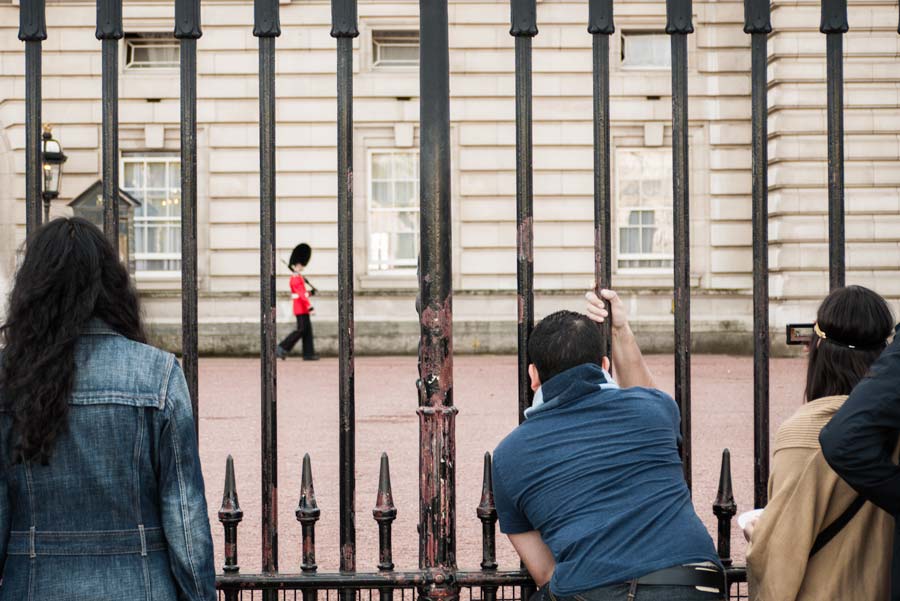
[612,272,701,289]
[136,271,181,281]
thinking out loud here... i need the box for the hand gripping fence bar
[589,0,614,365]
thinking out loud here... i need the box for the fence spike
[218,455,243,576]
[477,453,498,573]
[712,449,737,567]
[373,453,397,573]
[296,453,321,573]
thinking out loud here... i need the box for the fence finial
[95,0,123,40]
[373,453,398,573]
[510,0,538,37]
[820,0,849,34]
[588,0,614,34]
[218,455,244,574]
[296,453,321,573]
[477,452,499,572]
[665,0,694,34]
[712,449,738,567]
[175,0,202,39]
[743,0,771,34]
[253,0,281,37]
[19,0,47,41]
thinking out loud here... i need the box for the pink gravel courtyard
[197,354,806,576]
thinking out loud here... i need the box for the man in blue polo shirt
[492,290,724,601]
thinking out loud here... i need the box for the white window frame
[372,30,420,68]
[124,34,180,71]
[615,148,674,274]
[120,154,182,277]
[620,31,671,71]
[366,149,420,274]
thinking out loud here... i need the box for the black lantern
[41,125,67,222]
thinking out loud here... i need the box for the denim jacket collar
[82,318,121,337]
[525,363,619,419]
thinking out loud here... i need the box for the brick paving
[197,354,806,575]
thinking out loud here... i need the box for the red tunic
[290,273,311,315]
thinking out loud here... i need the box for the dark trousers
[279,314,315,357]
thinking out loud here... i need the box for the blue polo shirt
[492,363,720,595]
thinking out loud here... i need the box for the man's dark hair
[528,310,607,384]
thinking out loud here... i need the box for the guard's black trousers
[278,314,315,358]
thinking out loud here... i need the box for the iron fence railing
[15,0,867,596]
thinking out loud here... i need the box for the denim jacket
[0,321,216,601]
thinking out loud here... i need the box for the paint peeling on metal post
[20,0,46,236]
[666,0,693,489]
[744,0,771,510]
[589,0,614,363]
[821,0,847,291]
[331,0,359,595]
[175,0,202,432]
[417,0,458,599]
[96,0,122,251]
[254,0,280,593]
[510,0,536,426]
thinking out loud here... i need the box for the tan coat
[747,395,894,601]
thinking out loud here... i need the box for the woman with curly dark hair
[0,218,215,600]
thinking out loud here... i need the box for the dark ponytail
[1,217,146,463]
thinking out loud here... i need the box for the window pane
[147,163,166,189]
[372,154,393,179]
[620,227,640,253]
[641,227,656,253]
[124,162,143,190]
[622,33,671,68]
[371,182,393,208]
[394,182,416,208]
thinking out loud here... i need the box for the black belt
[636,565,725,591]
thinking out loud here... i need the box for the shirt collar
[525,363,619,419]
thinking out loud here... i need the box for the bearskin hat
[289,243,312,267]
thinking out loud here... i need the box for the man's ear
[602,356,610,371]
[528,364,541,391]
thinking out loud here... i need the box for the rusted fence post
[510,0,536,424]
[96,0,122,250]
[589,0,614,359]
[219,456,244,601]
[175,0,202,430]
[374,453,398,601]
[417,0,458,599]
[19,0,45,235]
[254,0,280,594]
[331,0,359,595]
[744,0,771,510]
[666,0,694,489]
[822,0,847,290]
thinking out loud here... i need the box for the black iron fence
[16,0,869,597]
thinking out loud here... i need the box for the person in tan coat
[746,285,896,601]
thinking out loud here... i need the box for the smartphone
[786,323,815,346]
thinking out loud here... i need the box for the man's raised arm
[585,289,655,389]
